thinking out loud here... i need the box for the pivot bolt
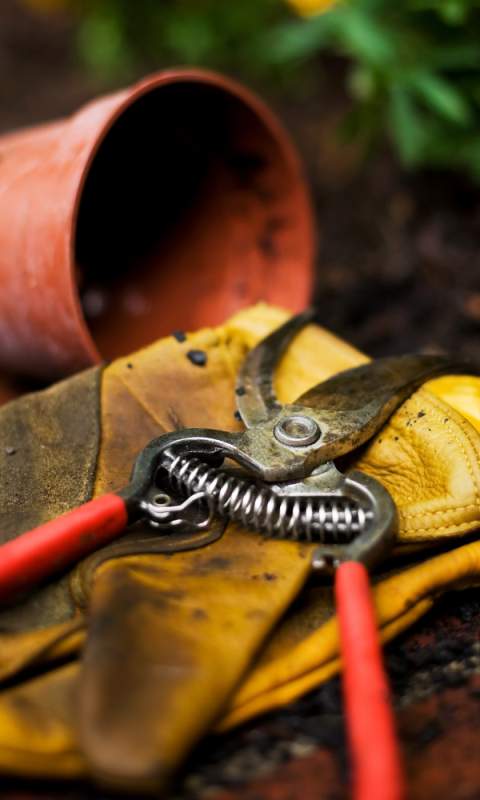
[274,415,320,447]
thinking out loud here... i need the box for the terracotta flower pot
[0,375,19,407]
[0,68,314,381]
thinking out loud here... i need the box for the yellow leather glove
[0,305,479,790]
[0,306,315,790]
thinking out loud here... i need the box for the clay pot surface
[0,68,314,380]
[0,375,19,407]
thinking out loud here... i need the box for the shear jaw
[237,309,474,472]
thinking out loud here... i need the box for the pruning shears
[0,310,471,800]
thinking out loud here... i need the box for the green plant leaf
[333,6,397,67]
[409,70,472,124]
[388,85,427,165]
[257,16,333,66]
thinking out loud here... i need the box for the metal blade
[293,353,476,462]
[236,308,316,428]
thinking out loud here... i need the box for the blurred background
[2,0,480,359]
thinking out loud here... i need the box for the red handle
[335,561,404,800]
[0,494,128,603]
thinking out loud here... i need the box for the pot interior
[76,79,312,359]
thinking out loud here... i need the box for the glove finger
[354,381,480,542]
[221,537,480,726]
[427,374,480,433]
[0,662,85,778]
[79,529,313,793]
[219,595,433,730]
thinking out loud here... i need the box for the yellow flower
[287,0,338,16]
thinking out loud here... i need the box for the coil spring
[164,455,372,543]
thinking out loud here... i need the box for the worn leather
[0,304,479,790]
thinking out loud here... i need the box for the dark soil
[312,157,480,362]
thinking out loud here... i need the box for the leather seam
[399,520,478,536]
[398,389,480,535]
[403,503,479,518]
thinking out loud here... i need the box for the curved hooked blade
[236,309,316,428]
[295,354,477,462]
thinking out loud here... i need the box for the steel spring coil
[164,454,372,542]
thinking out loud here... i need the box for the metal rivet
[152,493,171,506]
[274,415,320,447]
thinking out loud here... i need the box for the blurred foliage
[281,0,480,176]
[71,1,292,82]
[27,0,480,177]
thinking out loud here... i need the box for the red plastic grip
[335,561,404,800]
[0,493,128,603]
